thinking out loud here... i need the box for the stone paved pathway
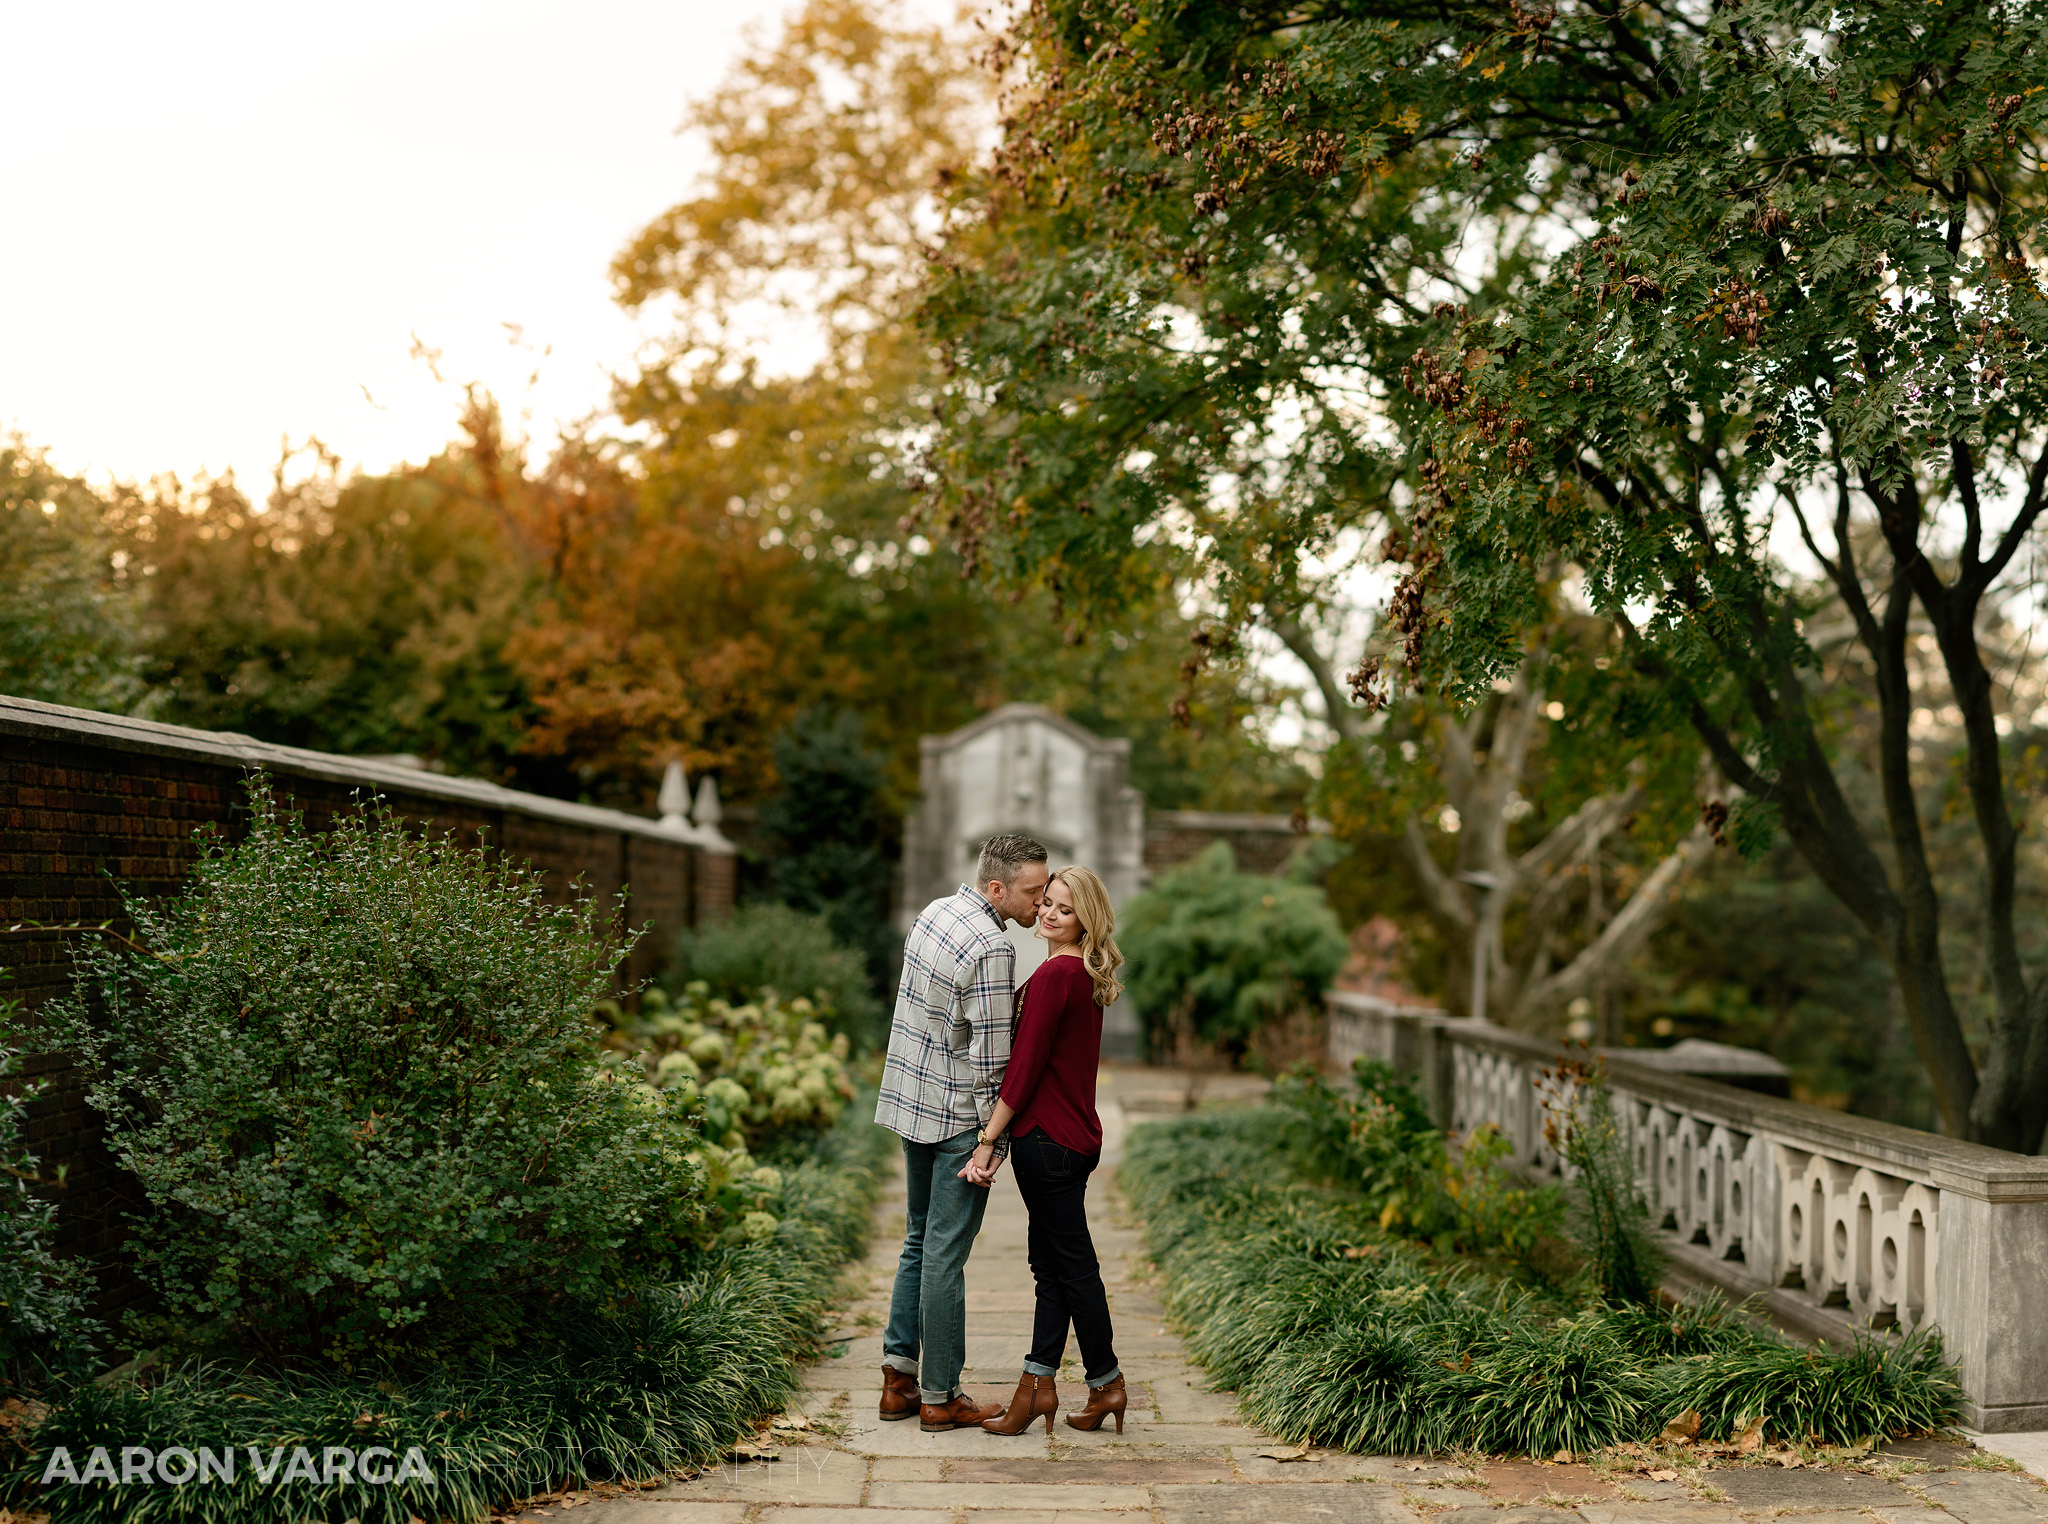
[518,1069,2048,1524]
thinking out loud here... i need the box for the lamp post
[1457,870,1503,1025]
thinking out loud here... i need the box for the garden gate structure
[1327,990,2048,1433]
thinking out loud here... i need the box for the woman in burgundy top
[965,865,1128,1438]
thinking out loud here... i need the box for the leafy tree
[612,0,1307,809]
[0,443,145,712]
[923,0,2048,1148]
[1319,622,1710,1033]
[121,428,533,779]
[759,707,899,993]
[1120,841,1349,1059]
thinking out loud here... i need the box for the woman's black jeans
[1011,1128,1121,1387]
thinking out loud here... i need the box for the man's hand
[957,1142,1001,1186]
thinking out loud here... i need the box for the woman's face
[1038,877,1083,948]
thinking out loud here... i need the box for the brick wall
[0,695,735,1332]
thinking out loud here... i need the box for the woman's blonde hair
[1048,864,1124,1007]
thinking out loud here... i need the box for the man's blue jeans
[881,1128,989,1404]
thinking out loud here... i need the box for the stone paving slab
[1614,1481,1693,1502]
[1152,1378,1251,1424]
[1155,1481,1426,1523]
[641,1453,865,1504]
[946,1456,1237,1484]
[841,1420,1051,1458]
[1710,1467,1910,1508]
[757,1511,952,1524]
[1923,1470,2048,1524]
[1439,1508,1572,1524]
[517,1504,749,1524]
[870,1479,1154,1509]
[1235,1455,1397,1482]
[1477,1461,1618,1500]
[1578,1506,1743,1524]
[1058,1420,1272,1447]
[956,1514,1155,1524]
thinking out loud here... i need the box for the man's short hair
[976,833,1048,888]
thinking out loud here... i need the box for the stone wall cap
[0,694,735,855]
[921,702,1134,758]
[1150,808,1330,835]
[1327,988,1444,1020]
[1599,1038,1790,1079]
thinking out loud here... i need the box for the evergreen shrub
[0,1015,102,1392]
[1276,1059,1566,1264]
[1120,842,1348,1058]
[40,779,703,1366]
[2,1104,894,1524]
[670,904,886,1052]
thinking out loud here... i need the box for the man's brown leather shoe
[879,1365,919,1422]
[919,1393,1002,1432]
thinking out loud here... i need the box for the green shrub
[671,904,887,1052]
[1119,841,1349,1059]
[598,981,863,1248]
[1275,1060,1567,1265]
[0,1015,101,1391]
[1122,1107,1961,1456]
[1,1105,895,1524]
[40,778,703,1367]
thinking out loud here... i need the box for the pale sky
[2,1,845,489]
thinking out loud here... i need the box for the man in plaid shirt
[874,832,1050,1431]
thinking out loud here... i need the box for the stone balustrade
[1327,990,2048,1433]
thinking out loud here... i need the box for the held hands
[958,1141,1002,1187]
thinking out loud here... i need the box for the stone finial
[658,760,691,828]
[692,774,723,828]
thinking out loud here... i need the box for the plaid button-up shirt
[874,885,1016,1155]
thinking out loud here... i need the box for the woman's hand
[959,1141,1002,1186]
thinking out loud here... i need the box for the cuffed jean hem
[882,1354,919,1379]
[918,1384,964,1405]
[1022,1359,1058,1378]
[1087,1364,1123,1388]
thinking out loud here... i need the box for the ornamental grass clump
[1123,1106,1961,1457]
[41,779,703,1367]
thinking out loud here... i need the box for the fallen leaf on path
[770,1414,813,1432]
[729,1443,780,1462]
[1257,1445,1313,1462]
[1660,1409,1702,1444]
[1553,1449,1576,1464]
[1648,1469,1680,1482]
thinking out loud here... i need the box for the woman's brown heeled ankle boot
[1064,1374,1127,1434]
[982,1371,1058,1436]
